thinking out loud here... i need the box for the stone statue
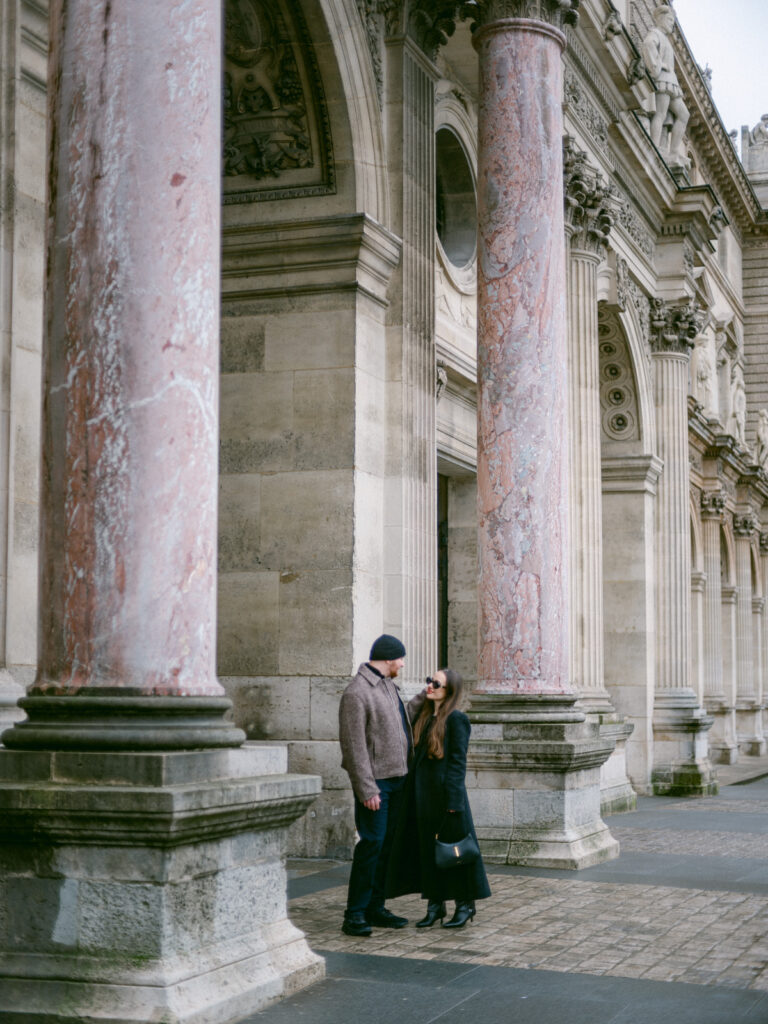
[692,336,715,416]
[749,113,768,146]
[757,409,768,468]
[730,363,746,446]
[640,5,690,166]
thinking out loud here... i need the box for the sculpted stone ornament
[733,512,759,538]
[461,0,580,33]
[749,113,768,146]
[700,490,726,520]
[730,363,747,447]
[563,138,617,256]
[640,5,690,167]
[603,10,622,39]
[756,409,768,469]
[648,298,704,356]
[761,532,768,555]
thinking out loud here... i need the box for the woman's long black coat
[386,708,491,903]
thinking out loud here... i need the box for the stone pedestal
[649,303,716,794]
[467,695,618,868]
[470,3,616,867]
[0,745,323,1023]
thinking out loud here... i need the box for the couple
[338,633,490,937]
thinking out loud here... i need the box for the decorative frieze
[648,298,705,356]
[615,258,651,342]
[615,192,655,260]
[564,69,609,153]
[563,138,617,256]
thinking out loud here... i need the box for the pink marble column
[474,5,575,694]
[4,0,242,748]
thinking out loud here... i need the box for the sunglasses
[425,676,445,689]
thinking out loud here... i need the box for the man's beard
[389,665,399,678]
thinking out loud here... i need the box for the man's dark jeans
[345,775,406,917]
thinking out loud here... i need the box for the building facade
[2,0,768,1020]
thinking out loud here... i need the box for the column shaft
[701,511,725,702]
[4,0,242,749]
[653,352,693,701]
[734,527,756,702]
[568,249,607,704]
[475,18,569,694]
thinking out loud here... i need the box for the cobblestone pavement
[289,874,768,990]
[247,764,768,1023]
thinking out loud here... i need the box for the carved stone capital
[648,298,705,357]
[563,138,617,256]
[760,531,768,554]
[603,10,622,39]
[700,490,726,519]
[733,512,759,539]
[406,1,461,59]
[462,0,580,35]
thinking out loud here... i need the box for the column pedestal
[467,695,619,868]
[0,745,323,1023]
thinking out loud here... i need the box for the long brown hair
[412,669,465,759]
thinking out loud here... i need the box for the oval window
[435,127,476,269]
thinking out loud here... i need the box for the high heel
[416,901,446,927]
[441,901,475,928]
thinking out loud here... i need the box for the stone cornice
[670,22,765,237]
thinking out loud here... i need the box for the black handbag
[434,814,480,869]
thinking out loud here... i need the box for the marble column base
[704,700,739,764]
[594,715,637,815]
[652,699,718,795]
[466,694,619,869]
[736,701,767,756]
[0,669,26,734]
[0,744,323,1024]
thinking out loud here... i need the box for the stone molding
[221,213,402,306]
[601,453,663,494]
[563,137,617,256]
[648,297,705,356]
[700,489,727,519]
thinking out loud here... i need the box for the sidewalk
[246,758,768,1024]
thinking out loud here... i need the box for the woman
[386,669,490,928]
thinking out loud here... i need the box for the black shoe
[342,913,372,936]
[441,901,476,929]
[416,901,446,928]
[366,906,408,929]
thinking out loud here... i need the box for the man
[339,634,420,937]
[641,5,690,165]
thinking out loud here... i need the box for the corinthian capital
[462,0,580,33]
[760,531,768,554]
[700,490,726,519]
[733,512,759,538]
[563,137,617,256]
[648,298,705,356]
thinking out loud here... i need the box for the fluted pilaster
[700,491,726,704]
[734,512,758,703]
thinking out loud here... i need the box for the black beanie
[369,634,406,661]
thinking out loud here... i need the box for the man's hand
[363,794,381,811]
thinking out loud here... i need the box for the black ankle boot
[416,901,446,928]
[441,901,475,929]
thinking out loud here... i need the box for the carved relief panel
[223,0,335,203]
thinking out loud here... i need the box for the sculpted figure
[750,114,768,146]
[641,5,690,164]
[693,337,715,416]
[757,409,768,468]
[730,363,746,446]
